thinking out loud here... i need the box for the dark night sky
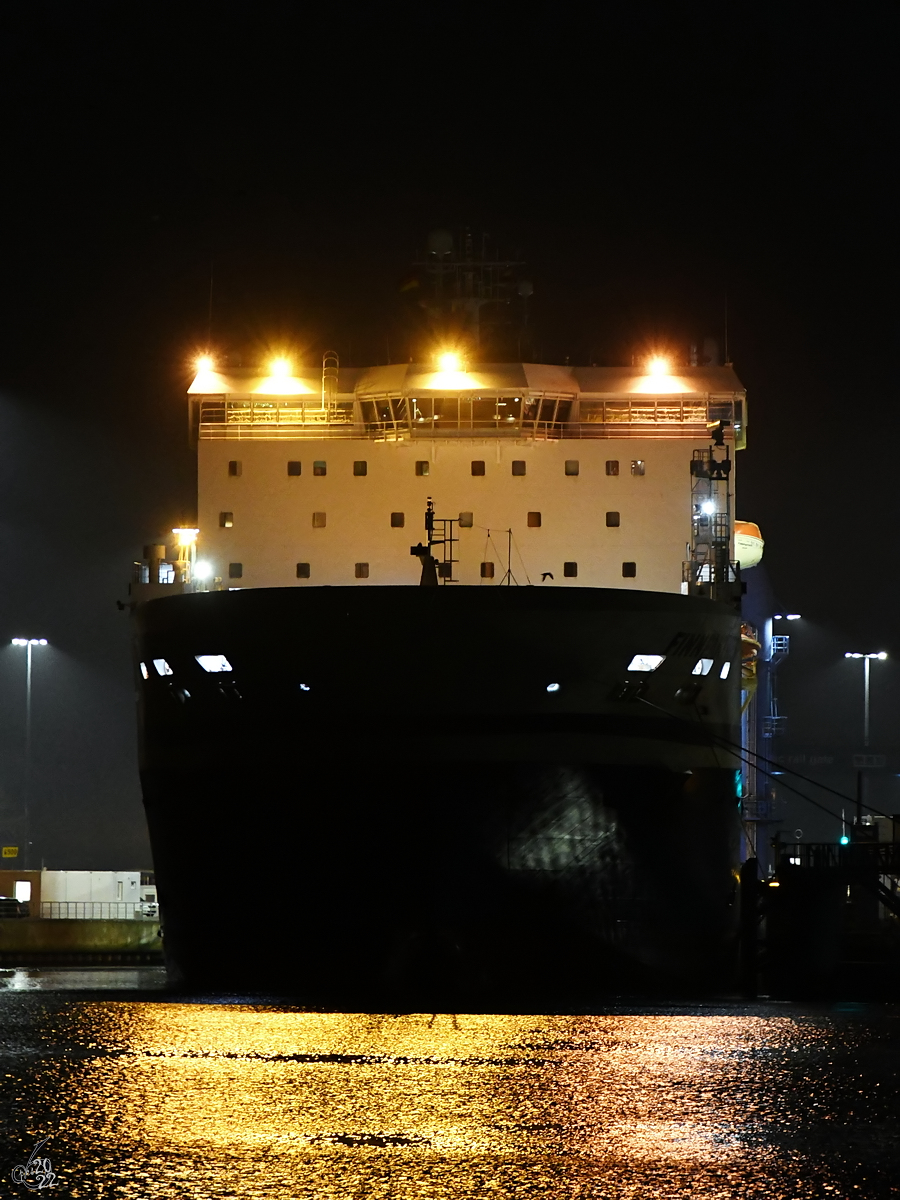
[0,7,896,863]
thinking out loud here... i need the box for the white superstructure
[187,360,745,594]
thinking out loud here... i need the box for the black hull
[135,586,742,1006]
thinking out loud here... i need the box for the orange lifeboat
[735,520,764,569]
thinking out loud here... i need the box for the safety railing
[40,902,158,920]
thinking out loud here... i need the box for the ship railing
[199,419,719,442]
[40,902,158,920]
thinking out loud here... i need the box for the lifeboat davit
[735,520,764,569]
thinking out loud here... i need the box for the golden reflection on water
[12,1006,853,1198]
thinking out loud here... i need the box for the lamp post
[10,637,48,868]
[844,650,887,828]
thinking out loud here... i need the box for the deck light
[196,355,214,372]
[786,613,801,620]
[700,499,716,515]
[173,527,199,548]
[546,682,560,693]
[270,357,291,377]
[647,355,670,376]
[194,560,212,581]
[437,352,461,372]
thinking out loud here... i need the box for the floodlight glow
[139,663,149,680]
[700,499,716,515]
[720,661,732,679]
[647,356,670,376]
[152,658,173,676]
[438,351,461,372]
[546,682,560,693]
[692,658,714,676]
[196,355,214,372]
[194,560,213,581]
[173,527,199,547]
[195,654,233,673]
[786,613,801,620]
[876,651,888,660]
[270,357,291,377]
[11,638,26,646]
[627,654,665,672]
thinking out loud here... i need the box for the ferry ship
[130,256,751,1006]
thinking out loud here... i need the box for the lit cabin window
[228,563,242,579]
[565,460,579,476]
[219,512,233,528]
[195,654,233,673]
[606,511,620,527]
[471,460,486,476]
[390,512,405,528]
[606,460,619,476]
[139,662,149,680]
[313,461,327,476]
[353,461,367,476]
[627,654,665,672]
[459,512,474,528]
[312,512,326,528]
[355,563,369,578]
[287,461,302,476]
[511,460,526,476]
[720,661,732,679]
[296,563,310,578]
[228,460,242,477]
[622,562,636,577]
[415,461,430,476]
[631,460,646,476]
[152,659,173,677]
[481,562,495,578]
[563,562,577,577]
[527,512,542,528]
[692,658,714,676]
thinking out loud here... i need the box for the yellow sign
[2,846,19,858]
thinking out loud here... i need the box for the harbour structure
[131,350,751,1006]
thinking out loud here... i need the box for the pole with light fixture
[10,637,49,868]
[843,651,888,828]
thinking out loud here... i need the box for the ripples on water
[1,969,899,1197]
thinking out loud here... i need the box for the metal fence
[40,902,157,920]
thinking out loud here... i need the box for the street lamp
[844,650,888,829]
[10,638,49,868]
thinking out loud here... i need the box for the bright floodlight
[270,357,291,377]
[786,613,801,620]
[647,355,670,376]
[876,651,888,660]
[437,351,461,372]
[194,560,213,581]
[195,654,233,673]
[627,654,665,672]
[11,637,48,646]
[546,682,560,693]
[196,354,214,372]
[700,499,716,515]
[173,527,199,547]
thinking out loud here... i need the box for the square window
[606,511,620,527]
[606,460,619,476]
[481,562,495,578]
[471,460,486,476]
[287,461,302,476]
[355,562,369,578]
[622,561,637,578]
[459,512,474,528]
[228,460,242,477]
[527,511,542,528]
[390,512,405,527]
[228,562,243,579]
[565,460,579,476]
[564,562,578,577]
[313,460,327,476]
[631,460,645,476]
[415,460,430,476]
[296,562,310,578]
[312,512,326,528]
[219,511,233,528]
[511,460,526,476]
[353,461,367,476]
